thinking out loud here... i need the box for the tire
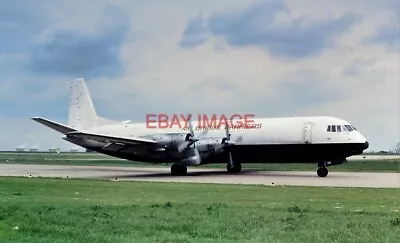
[317,167,328,177]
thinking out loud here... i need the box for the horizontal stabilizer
[66,131,158,146]
[31,117,77,134]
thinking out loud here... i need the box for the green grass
[0,152,399,172]
[0,177,398,242]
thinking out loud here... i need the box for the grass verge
[0,177,399,242]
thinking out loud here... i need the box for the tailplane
[31,117,77,135]
[68,78,119,129]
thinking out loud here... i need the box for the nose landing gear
[317,159,346,177]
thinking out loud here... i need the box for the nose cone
[364,141,369,150]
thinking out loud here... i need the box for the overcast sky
[0,0,398,151]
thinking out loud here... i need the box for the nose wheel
[317,167,328,177]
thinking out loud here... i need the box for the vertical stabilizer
[68,78,118,129]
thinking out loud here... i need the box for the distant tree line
[366,142,400,154]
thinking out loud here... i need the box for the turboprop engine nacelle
[181,148,201,165]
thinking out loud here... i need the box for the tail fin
[68,78,118,129]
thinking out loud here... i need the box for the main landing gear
[317,167,328,177]
[170,163,187,176]
[227,163,242,173]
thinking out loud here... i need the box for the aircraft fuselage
[64,116,369,165]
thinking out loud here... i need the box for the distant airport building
[29,145,39,152]
[70,148,79,153]
[16,144,27,152]
[49,148,61,153]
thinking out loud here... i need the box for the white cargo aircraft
[32,78,369,177]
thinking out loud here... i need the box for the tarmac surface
[0,164,399,188]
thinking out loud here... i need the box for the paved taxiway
[0,164,398,188]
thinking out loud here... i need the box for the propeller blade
[224,124,230,140]
[177,119,195,153]
[177,142,187,153]
[188,119,194,137]
[178,120,210,153]
[177,138,199,153]
[181,147,202,165]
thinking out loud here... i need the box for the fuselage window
[332,125,336,132]
[336,125,341,132]
[327,125,331,132]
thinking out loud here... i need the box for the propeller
[177,119,208,153]
[181,145,201,165]
[220,124,243,146]
[220,124,242,169]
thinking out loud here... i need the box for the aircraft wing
[66,131,158,146]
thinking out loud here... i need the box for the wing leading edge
[31,117,77,134]
[66,131,158,146]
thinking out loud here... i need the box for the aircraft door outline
[304,122,312,144]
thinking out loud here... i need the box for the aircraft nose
[364,141,369,149]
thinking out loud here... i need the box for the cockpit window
[327,124,356,132]
[344,125,353,131]
[326,124,355,132]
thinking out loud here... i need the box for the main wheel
[227,163,242,173]
[171,163,187,176]
[317,167,328,177]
